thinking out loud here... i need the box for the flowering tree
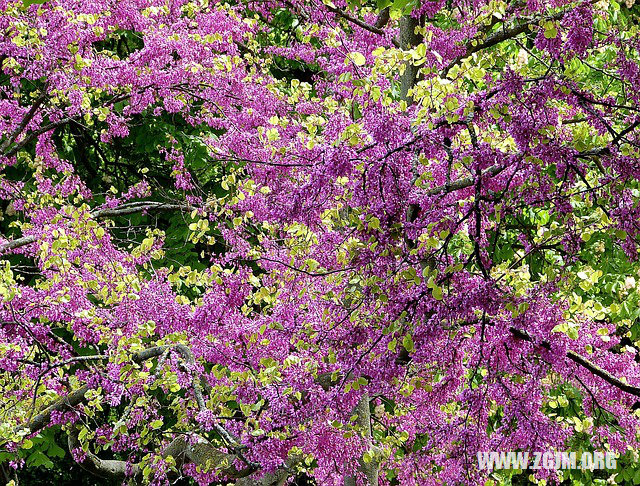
[1,0,640,483]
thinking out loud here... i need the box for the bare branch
[235,455,303,486]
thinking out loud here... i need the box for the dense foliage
[1,0,640,484]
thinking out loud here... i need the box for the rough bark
[397,15,422,103]
[67,430,252,481]
[235,455,302,486]
[344,393,378,486]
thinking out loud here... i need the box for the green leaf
[150,420,163,429]
[347,52,366,66]
[543,21,558,39]
[402,334,415,353]
[432,286,443,300]
[26,451,54,469]
[46,442,66,458]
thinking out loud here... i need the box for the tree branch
[425,163,507,198]
[509,327,640,398]
[28,385,89,434]
[444,11,566,76]
[67,429,252,481]
[3,118,73,158]
[0,202,192,254]
[24,344,258,481]
[0,89,48,154]
[67,427,132,480]
[326,5,399,47]
[234,455,302,486]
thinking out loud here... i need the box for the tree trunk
[398,15,422,103]
[344,393,378,486]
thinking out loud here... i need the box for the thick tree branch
[0,202,192,254]
[67,428,133,480]
[28,385,89,434]
[25,344,257,482]
[444,10,566,76]
[375,8,390,29]
[67,430,252,481]
[26,344,207,433]
[509,327,640,398]
[326,6,399,47]
[3,118,73,159]
[0,89,48,154]
[235,455,302,486]
[425,163,507,198]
